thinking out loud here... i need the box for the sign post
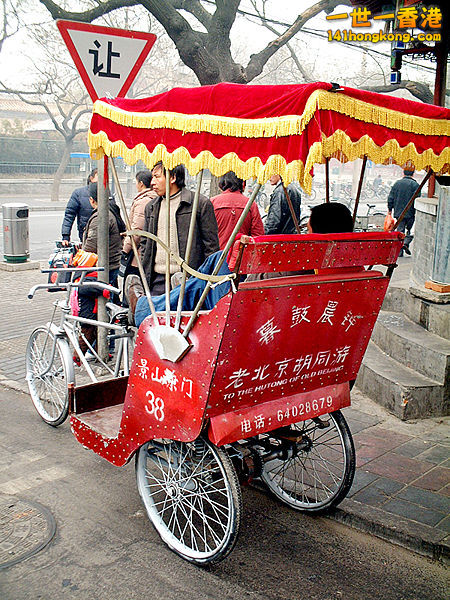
[57,20,156,358]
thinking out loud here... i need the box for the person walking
[61,168,98,245]
[388,168,420,256]
[264,174,301,235]
[211,172,264,248]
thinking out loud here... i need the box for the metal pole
[174,169,203,330]
[281,182,302,234]
[183,183,262,338]
[394,169,433,231]
[164,168,171,326]
[325,158,330,203]
[109,158,158,326]
[97,158,109,360]
[352,155,367,224]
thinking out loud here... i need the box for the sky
[0,0,440,99]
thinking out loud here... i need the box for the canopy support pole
[174,170,203,331]
[183,183,262,339]
[165,168,171,326]
[394,169,433,231]
[109,158,159,327]
[352,155,367,225]
[97,157,109,360]
[325,158,330,203]
[281,181,301,234]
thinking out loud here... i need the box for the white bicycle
[26,267,135,426]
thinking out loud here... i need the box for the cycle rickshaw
[26,81,449,564]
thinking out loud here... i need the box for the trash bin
[3,203,30,263]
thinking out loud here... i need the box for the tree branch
[172,0,212,29]
[244,0,352,82]
[362,80,434,104]
[38,0,142,22]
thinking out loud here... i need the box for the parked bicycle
[26,267,135,426]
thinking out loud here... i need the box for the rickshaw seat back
[231,231,404,274]
[205,232,403,445]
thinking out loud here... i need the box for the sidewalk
[0,260,448,562]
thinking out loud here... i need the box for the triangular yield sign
[57,20,156,102]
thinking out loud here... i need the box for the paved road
[1,387,448,600]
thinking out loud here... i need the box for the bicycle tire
[136,436,242,565]
[260,410,355,513]
[26,327,73,426]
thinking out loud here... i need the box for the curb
[0,377,28,395]
[328,497,450,564]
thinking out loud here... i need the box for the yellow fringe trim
[88,130,308,189]
[88,129,449,195]
[92,88,450,139]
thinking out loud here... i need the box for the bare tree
[38,0,349,85]
[0,78,91,201]
[0,0,22,53]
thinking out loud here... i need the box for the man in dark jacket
[264,174,301,235]
[140,162,219,295]
[388,168,420,256]
[61,168,98,244]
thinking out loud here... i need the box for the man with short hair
[139,162,219,295]
[264,174,301,235]
[388,168,420,256]
[61,168,98,245]
[211,171,264,248]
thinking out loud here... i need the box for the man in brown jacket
[77,183,123,356]
[140,162,219,295]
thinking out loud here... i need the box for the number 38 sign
[57,20,156,102]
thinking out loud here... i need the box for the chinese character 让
[89,39,120,79]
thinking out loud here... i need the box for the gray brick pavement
[0,261,448,561]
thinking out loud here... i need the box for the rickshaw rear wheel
[260,410,355,513]
[136,436,242,565]
[26,327,73,426]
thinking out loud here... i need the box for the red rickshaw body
[70,231,403,464]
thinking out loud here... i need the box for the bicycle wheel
[260,410,355,513]
[136,437,242,565]
[26,327,73,426]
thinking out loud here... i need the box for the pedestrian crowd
[59,162,416,353]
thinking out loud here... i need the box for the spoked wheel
[25,327,73,426]
[136,437,242,565]
[260,410,355,513]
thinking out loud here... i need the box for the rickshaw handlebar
[28,279,121,300]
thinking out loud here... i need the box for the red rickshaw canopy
[88,81,450,192]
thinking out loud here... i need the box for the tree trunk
[51,138,73,202]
